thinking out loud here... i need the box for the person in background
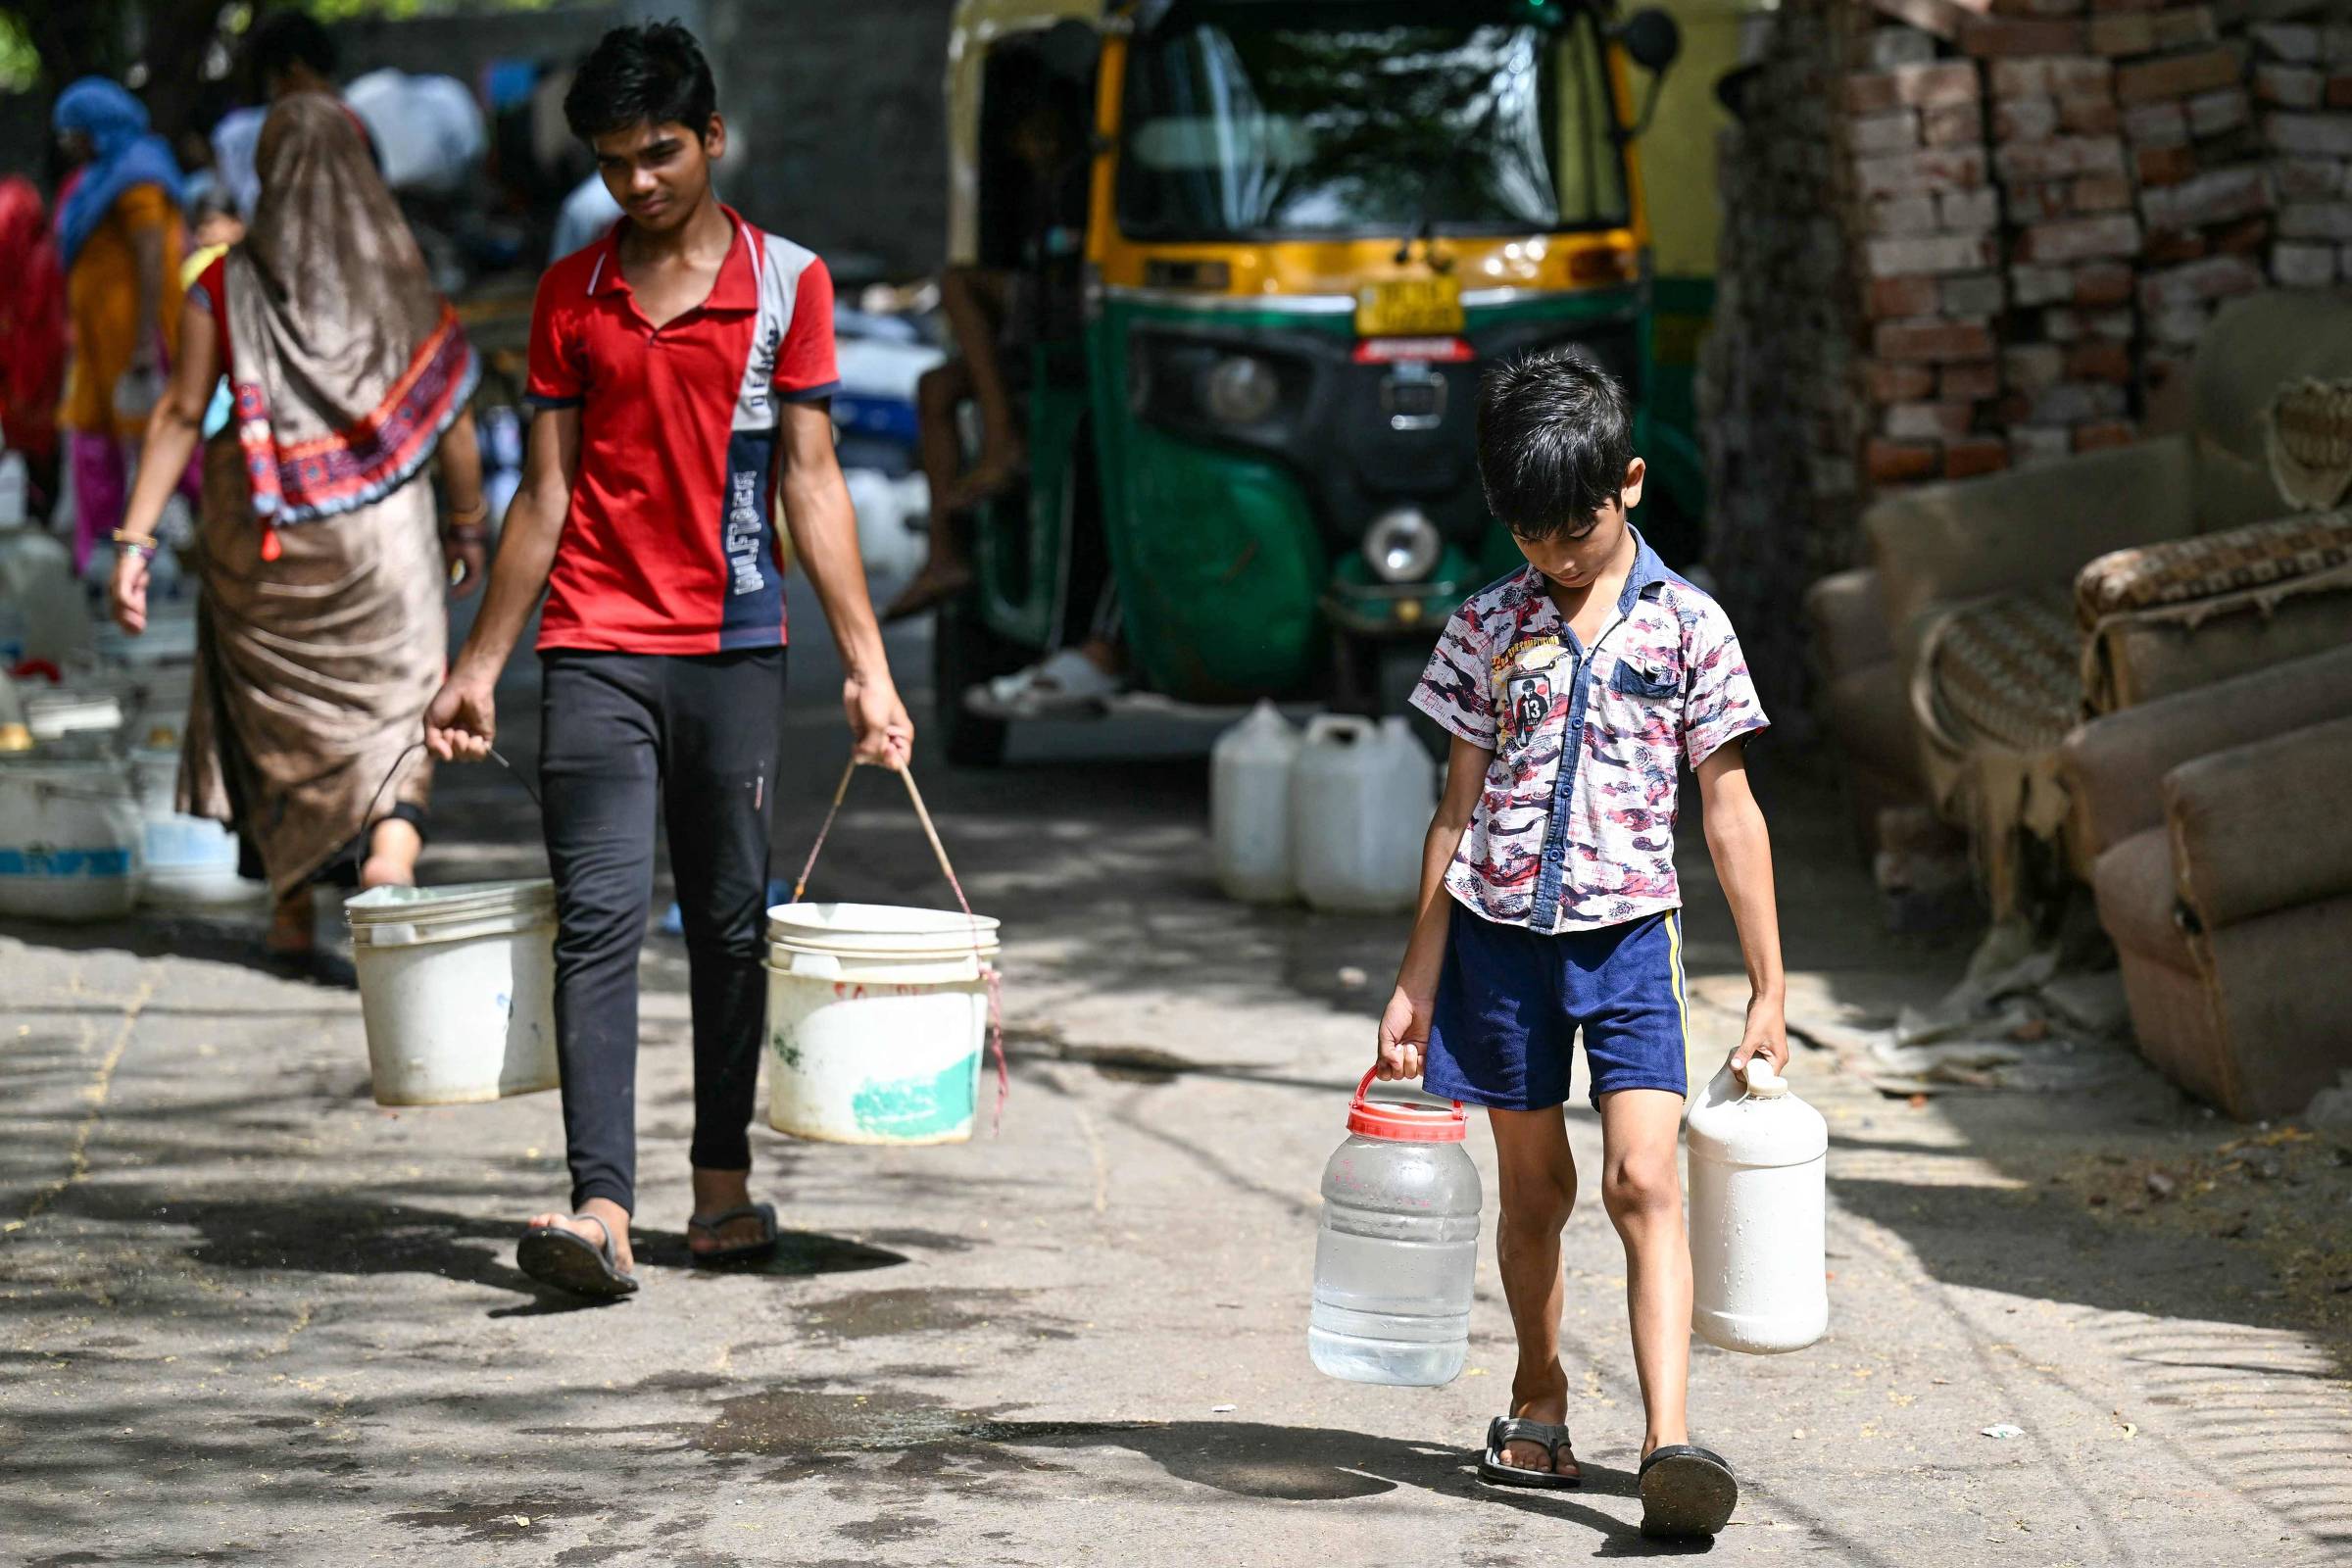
[215,9,372,220]
[51,77,183,574]
[0,176,68,517]
[882,75,1088,624]
[425,22,912,1298]
[106,95,487,961]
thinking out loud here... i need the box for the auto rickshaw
[936,0,1689,764]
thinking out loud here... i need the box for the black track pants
[537,648,784,1216]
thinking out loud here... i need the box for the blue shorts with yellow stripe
[1424,902,1690,1111]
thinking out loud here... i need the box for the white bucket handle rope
[792,759,1007,1133]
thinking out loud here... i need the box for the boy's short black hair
[564,21,717,144]
[248,10,337,97]
[1475,346,1635,541]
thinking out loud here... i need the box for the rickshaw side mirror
[1617,8,1682,75]
[1610,8,1680,140]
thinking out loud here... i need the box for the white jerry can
[1210,700,1300,904]
[1291,714,1434,914]
[1685,1058,1829,1354]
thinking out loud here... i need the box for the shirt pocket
[1608,658,1681,701]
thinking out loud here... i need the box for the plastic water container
[24,689,125,747]
[1211,700,1300,904]
[0,756,142,921]
[0,522,94,669]
[347,881,561,1105]
[764,900,998,1146]
[1291,714,1434,914]
[127,744,258,908]
[1686,1058,1829,1354]
[1309,1067,1480,1386]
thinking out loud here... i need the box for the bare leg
[939,267,1023,466]
[266,886,316,956]
[1598,1088,1692,1456]
[883,362,980,623]
[360,817,422,890]
[1488,1104,1584,1480]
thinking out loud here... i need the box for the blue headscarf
[52,77,183,269]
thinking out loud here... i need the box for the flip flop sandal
[686,1200,780,1268]
[1476,1415,1584,1491]
[1638,1444,1738,1539]
[516,1212,639,1299]
[974,649,1123,718]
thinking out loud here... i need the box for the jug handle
[1352,1064,1466,1120]
[1738,1059,1788,1099]
[1303,713,1376,746]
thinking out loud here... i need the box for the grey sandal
[687,1200,779,1267]
[516,1213,639,1299]
[1476,1415,1583,1490]
[1639,1444,1738,1538]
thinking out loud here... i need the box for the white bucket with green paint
[763,900,999,1146]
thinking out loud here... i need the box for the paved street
[6,579,2352,1566]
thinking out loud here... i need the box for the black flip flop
[1639,1444,1738,1538]
[516,1213,639,1298]
[686,1200,779,1268]
[1476,1415,1584,1490]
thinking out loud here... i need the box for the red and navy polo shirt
[523,209,839,654]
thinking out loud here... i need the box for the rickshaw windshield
[1117,3,1631,242]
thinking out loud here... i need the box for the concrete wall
[336,0,958,283]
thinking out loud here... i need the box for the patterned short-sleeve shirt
[1407,532,1768,933]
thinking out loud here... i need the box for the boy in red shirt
[426,23,911,1298]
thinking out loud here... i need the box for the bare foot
[687,1167,770,1256]
[944,440,1027,513]
[266,889,316,956]
[524,1196,634,1275]
[881,558,974,623]
[1503,1364,1580,1480]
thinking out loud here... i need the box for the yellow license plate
[1355,276,1464,337]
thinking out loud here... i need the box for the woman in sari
[108,93,487,957]
[0,176,67,512]
[52,78,185,571]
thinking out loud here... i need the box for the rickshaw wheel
[934,590,1018,768]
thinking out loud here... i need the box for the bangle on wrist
[446,499,489,526]
[111,529,158,559]
[442,523,488,545]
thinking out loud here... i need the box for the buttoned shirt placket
[1525,535,1671,932]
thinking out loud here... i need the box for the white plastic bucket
[764,900,999,1146]
[127,746,260,908]
[347,880,561,1106]
[0,757,142,921]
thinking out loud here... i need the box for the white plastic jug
[0,756,142,921]
[1210,700,1300,904]
[1310,1068,1480,1385]
[1291,713,1434,914]
[1685,1058,1828,1354]
[0,523,94,670]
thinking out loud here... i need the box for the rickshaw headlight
[1363,507,1442,584]
[1202,355,1280,425]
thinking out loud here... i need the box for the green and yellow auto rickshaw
[937,0,1690,763]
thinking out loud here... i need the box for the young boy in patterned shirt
[1377,348,1788,1539]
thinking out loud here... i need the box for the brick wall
[1701,0,2352,723]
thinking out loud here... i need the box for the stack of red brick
[1984,44,2138,466]
[1848,39,2011,487]
[1700,0,2352,720]
[2256,18,2352,287]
